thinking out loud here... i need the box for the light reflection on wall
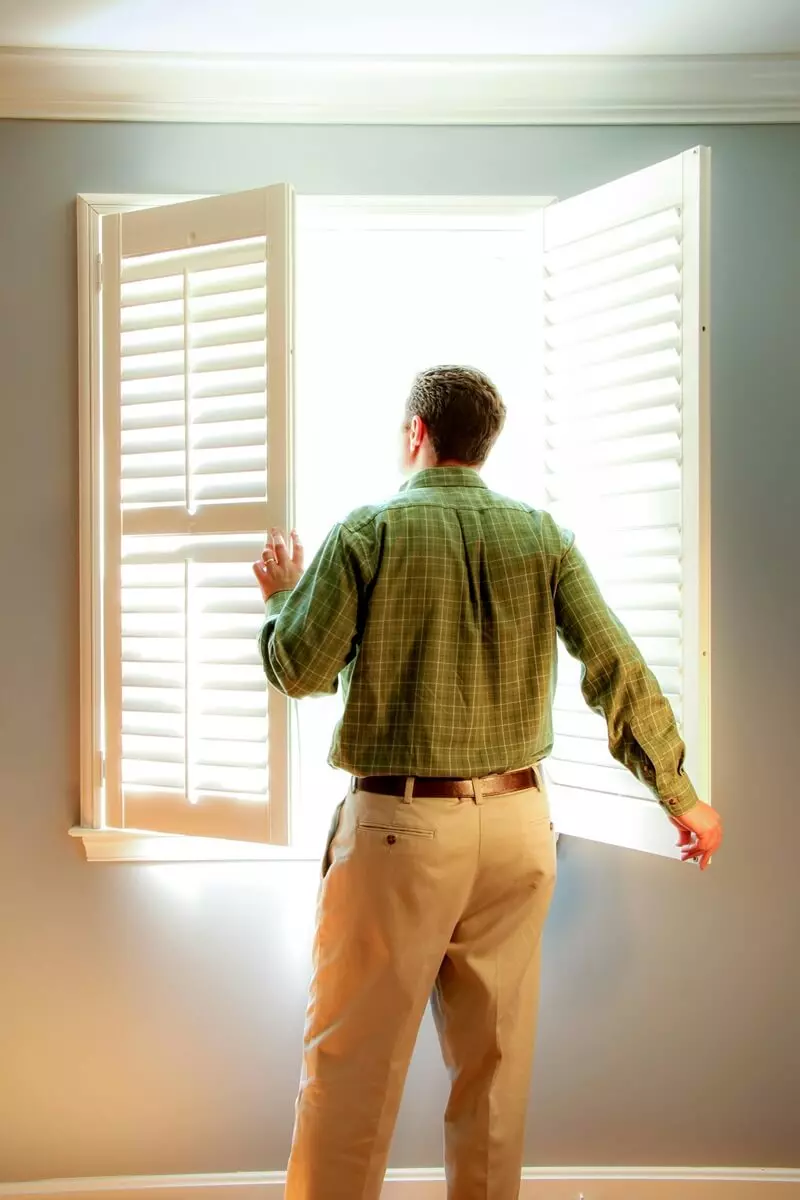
[148,861,321,970]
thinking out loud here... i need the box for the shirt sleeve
[257,522,368,699]
[553,530,699,817]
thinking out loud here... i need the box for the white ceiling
[2,0,799,56]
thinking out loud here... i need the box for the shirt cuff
[660,772,700,818]
[265,591,292,617]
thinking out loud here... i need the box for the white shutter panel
[102,187,293,843]
[542,148,710,856]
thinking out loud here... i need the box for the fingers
[252,560,270,599]
[695,846,716,871]
[260,529,303,569]
[261,529,279,566]
[258,532,284,569]
[271,529,289,567]
[680,834,722,869]
[265,528,304,567]
[676,825,695,854]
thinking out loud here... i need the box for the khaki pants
[286,775,557,1200]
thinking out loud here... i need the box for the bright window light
[291,201,545,850]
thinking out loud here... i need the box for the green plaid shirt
[259,467,698,815]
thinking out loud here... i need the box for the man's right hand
[669,800,723,871]
[252,529,304,602]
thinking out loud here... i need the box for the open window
[76,148,709,862]
[541,148,710,855]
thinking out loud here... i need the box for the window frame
[75,179,709,864]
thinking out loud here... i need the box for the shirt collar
[402,467,488,492]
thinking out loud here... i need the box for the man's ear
[409,415,426,451]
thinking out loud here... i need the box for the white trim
[2,1167,798,1198]
[77,198,104,830]
[80,195,208,215]
[100,209,123,827]
[3,50,800,124]
[86,195,554,220]
[68,827,319,862]
[262,183,295,846]
[678,146,712,805]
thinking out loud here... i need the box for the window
[76,147,709,863]
[291,198,546,849]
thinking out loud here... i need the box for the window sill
[69,827,321,863]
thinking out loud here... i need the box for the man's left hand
[669,799,723,871]
[253,529,304,601]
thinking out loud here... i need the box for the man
[254,365,723,1200]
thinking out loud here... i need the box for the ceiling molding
[1,48,799,123]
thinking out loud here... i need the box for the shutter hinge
[97,750,106,784]
[96,252,103,292]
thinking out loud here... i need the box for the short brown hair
[405,366,507,465]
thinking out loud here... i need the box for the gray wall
[0,121,798,1182]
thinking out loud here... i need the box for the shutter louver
[102,187,293,844]
[120,537,268,803]
[542,149,709,849]
[120,243,268,511]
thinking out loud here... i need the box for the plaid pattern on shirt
[259,467,698,815]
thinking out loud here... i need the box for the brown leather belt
[354,767,538,799]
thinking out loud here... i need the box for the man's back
[261,464,697,814]
[324,467,562,777]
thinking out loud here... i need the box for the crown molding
[0,48,799,123]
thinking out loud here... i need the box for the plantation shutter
[102,186,293,843]
[542,148,710,855]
